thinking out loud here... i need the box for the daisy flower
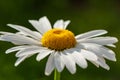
[0,16,118,76]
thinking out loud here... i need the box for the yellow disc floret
[41,29,76,51]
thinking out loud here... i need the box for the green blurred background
[0,0,120,80]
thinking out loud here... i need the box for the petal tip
[113,58,117,62]
[70,70,76,74]
[106,67,110,70]
[45,72,51,76]
[7,24,11,26]
[39,16,48,21]
[101,29,108,33]
[28,20,34,23]
[36,57,40,62]
[5,51,9,54]
[114,38,118,43]
[14,63,19,67]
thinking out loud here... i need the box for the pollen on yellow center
[41,29,76,51]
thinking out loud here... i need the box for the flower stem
[54,69,61,80]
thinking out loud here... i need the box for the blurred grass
[0,0,120,80]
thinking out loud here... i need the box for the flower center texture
[41,29,76,51]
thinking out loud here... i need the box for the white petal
[78,37,118,45]
[1,34,39,45]
[29,16,52,34]
[36,49,52,61]
[53,20,64,29]
[15,46,41,57]
[90,61,99,67]
[62,51,76,74]
[16,32,27,35]
[106,44,116,47]
[7,24,42,40]
[81,43,116,61]
[75,30,107,39]
[0,32,13,41]
[33,31,42,39]
[63,20,70,29]
[0,35,4,41]
[69,50,88,68]
[54,52,65,72]
[98,57,110,70]
[45,53,55,76]
[53,20,70,29]
[5,46,30,54]
[0,31,13,35]
[80,49,98,61]
[102,47,116,61]
[15,55,28,66]
[16,31,42,40]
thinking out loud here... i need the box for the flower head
[0,16,118,76]
[41,29,76,50]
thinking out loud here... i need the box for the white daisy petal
[62,51,76,74]
[53,20,70,29]
[29,16,52,34]
[45,53,55,76]
[70,51,88,68]
[5,46,30,54]
[81,43,116,61]
[54,52,65,72]
[0,34,3,39]
[106,44,116,47]
[53,20,64,29]
[16,31,42,40]
[1,34,39,45]
[97,57,110,70]
[28,20,42,34]
[0,31,13,35]
[7,24,42,40]
[63,20,70,29]
[78,37,118,45]
[102,47,116,61]
[15,46,41,57]
[80,49,98,61]
[36,49,53,61]
[0,32,13,41]
[16,32,27,36]
[33,31,42,39]
[75,30,107,39]
[89,61,99,67]
[15,55,28,66]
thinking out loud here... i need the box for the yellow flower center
[41,29,76,51]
